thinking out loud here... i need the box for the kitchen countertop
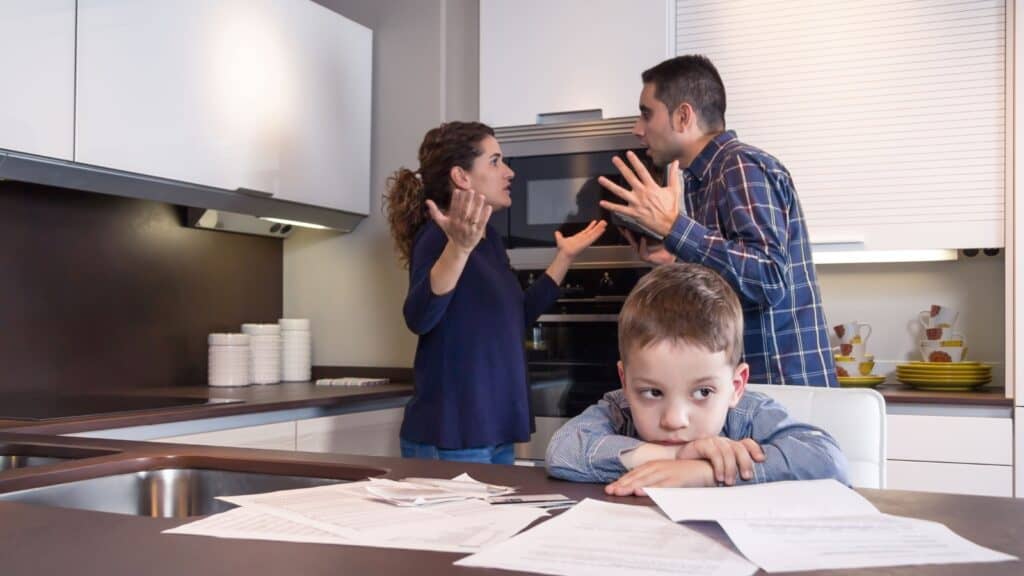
[0,431,1021,576]
[0,381,415,435]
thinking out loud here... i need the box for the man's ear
[729,362,749,408]
[672,102,694,133]
[449,165,471,190]
[617,360,627,391]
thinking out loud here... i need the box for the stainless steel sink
[0,444,120,471]
[0,465,376,518]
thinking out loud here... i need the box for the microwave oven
[490,118,661,269]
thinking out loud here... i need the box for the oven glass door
[505,150,652,248]
[527,315,620,418]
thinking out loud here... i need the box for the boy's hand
[675,437,765,485]
[604,459,715,496]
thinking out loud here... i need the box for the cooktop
[0,394,244,421]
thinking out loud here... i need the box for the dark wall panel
[0,182,282,393]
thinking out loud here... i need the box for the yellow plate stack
[895,361,992,391]
[837,375,886,388]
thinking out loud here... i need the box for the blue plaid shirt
[666,131,836,387]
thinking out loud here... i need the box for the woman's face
[460,135,515,211]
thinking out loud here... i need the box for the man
[599,55,836,387]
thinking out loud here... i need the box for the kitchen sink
[0,460,386,518]
[0,443,120,471]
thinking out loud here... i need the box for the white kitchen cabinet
[154,421,297,451]
[479,0,671,127]
[885,413,1013,496]
[0,0,75,160]
[76,0,371,214]
[886,461,1012,498]
[296,408,404,458]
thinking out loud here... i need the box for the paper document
[645,479,1016,572]
[719,514,1017,572]
[455,498,758,576]
[208,479,545,553]
[163,506,354,545]
[645,479,878,521]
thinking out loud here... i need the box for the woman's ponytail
[383,168,427,268]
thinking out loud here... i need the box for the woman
[384,121,606,464]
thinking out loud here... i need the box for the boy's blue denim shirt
[545,389,850,486]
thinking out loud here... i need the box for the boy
[545,263,848,495]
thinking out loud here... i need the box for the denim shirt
[545,389,849,486]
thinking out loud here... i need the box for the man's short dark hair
[641,55,726,132]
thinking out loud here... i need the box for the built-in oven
[514,265,650,460]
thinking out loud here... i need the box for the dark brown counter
[875,383,1013,406]
[0,381,414,435]
[0,432,1021,575]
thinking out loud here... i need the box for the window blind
[675,0,1006,248]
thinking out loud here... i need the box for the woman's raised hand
[555,220,608,260]
[426,188,492,253]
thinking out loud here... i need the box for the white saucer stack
[241,323,282,385]
[208,333,251,387]
[280,318,311,382]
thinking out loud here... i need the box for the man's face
[632,83,684,167]
[620,339,747,445]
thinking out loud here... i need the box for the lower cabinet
[154,421,297,451]
[296,408,404,458]
[885,414,1013,497]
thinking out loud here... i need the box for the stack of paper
[164,475,545,554]
[457,480,1016,575]
[365,474,515,506]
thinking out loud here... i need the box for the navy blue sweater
[400,221,560,449]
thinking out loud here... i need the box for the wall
[817,254,1005,389]
[0,182,282,394]
[283,0,479,369]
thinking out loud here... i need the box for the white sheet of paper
[163,506,354,545]
[718,514,1017,572]
[455,498,758,576]
[216,480,546,553]
[645,479,878,521]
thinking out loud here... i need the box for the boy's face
[619,339,748,445]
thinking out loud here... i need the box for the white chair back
[746,384,887,489]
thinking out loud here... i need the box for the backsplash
[0,181,282,394]
[817,253,1005,388]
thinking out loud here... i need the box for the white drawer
[887,460,1013,497]
[887,414,1011,465]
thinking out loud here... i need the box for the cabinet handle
[235,187,274,198]
[537,109,603,125]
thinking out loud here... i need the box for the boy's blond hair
[618,263,744,365]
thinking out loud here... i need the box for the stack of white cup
[241,323,282,385]
[280,318,311,382]
[208,333,251,387]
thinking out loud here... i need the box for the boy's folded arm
[732,395,851,485]
[545,401,645,483]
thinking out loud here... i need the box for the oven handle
[537,314,619,323]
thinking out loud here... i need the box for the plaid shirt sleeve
[666,153,790,308]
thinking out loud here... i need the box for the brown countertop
[874,383,1013,406]
[0,381,414,435]
[0,431,1021,575]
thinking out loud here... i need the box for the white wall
[817,254,1006,390]
[283,0,479,368]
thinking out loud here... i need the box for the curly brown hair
[383,121,495,267]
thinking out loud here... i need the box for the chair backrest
[746,384,887,489]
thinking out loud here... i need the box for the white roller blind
[675,0,1006,249]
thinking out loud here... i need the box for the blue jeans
[400,437,515,465]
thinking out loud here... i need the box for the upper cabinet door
[76,0,371,215]
[479,0,670,127]
[0,0,75,160]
